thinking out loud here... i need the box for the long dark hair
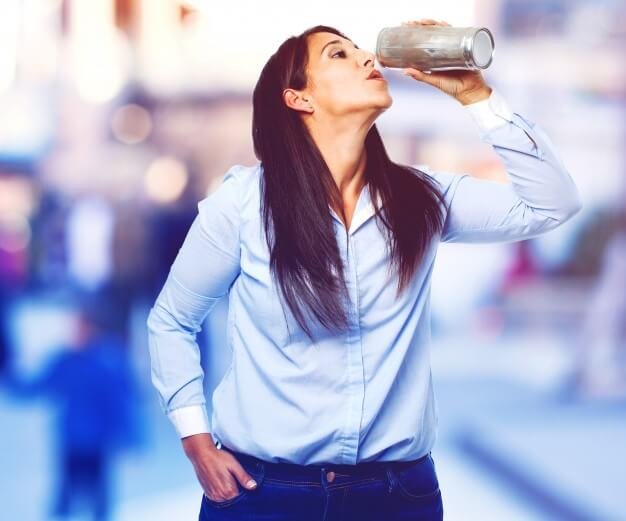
[252,25,447,341]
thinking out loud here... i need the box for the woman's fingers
[401,19,451,26]
[403,67,435,85]
[402,19,437,25]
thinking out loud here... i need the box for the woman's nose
[361,50,375,68]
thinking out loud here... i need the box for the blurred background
[0,0,624,520]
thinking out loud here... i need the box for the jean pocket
[202,486,249,509]
[390,454,441,503]
[202,458,264,509]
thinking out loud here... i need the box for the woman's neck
[305,115,371,195]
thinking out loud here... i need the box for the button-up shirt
[146,89,582,464]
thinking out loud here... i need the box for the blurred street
[2,316,625,521]
[1,0,625,519]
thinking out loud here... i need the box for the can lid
[471,29,494,68]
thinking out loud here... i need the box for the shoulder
[198,163,261,213]
[212,162,261,192]
[224,162,262,183]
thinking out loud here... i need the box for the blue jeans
[199,444,443,520]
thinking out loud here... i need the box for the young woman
[147,19,582,521]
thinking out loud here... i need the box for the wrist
[456,86,492,106]
[182,432,218,458]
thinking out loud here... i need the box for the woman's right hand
[399,19,490,104]
[182,433,258,502]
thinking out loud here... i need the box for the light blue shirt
[146,89,582,465]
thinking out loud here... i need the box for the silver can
[375,25,495,71]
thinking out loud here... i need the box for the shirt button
[326,471,335,482]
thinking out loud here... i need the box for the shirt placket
[339,226,366,464]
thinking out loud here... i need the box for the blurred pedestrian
[3,303,142,521]
[568,208,626,398]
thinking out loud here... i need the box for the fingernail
[247,479,257,488]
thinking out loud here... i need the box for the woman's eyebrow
[320,39,359,55]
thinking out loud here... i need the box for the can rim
[469,27,495,69]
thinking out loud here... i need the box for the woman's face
[289,31,393,119]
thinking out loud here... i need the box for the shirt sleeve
[167,405,212,439]
[146,165,243,438]
[462,87,514,134]
[417,89,583,243]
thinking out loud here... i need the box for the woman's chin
[378,93,393,109]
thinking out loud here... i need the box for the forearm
[431,88,583,243]
[462,88,582,221]
[484,112,582,222]
[146,282,216,433]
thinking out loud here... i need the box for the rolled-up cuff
[167,404,211,438]
[464,87,514,133]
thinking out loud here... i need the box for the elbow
[146,306,161,336]
[146,307,154,331]
[562,190,583,221]
[535,191,582,230]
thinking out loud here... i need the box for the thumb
[231,463,258,490]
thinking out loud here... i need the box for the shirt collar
[328,183,380,236]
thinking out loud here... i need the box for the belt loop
[320,467,328,492]
[384,464,397,494]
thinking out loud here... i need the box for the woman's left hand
[400,19,492,105]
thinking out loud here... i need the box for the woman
[146,19,582,521]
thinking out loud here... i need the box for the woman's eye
[331,50,346,58]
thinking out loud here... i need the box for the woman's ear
[283,88,314,114]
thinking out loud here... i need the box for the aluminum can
[375,25,495,71]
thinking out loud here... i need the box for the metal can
[375,25,495,71]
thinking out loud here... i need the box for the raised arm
[146,165,243,439]
[400,18,582,244]
[418,89,582,243]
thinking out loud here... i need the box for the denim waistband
[221,444,431,482]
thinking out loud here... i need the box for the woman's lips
[367,69,385,80]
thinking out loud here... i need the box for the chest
[234,208,438,345]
